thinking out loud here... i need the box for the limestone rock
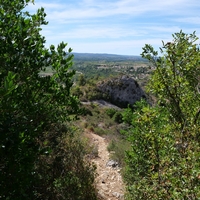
[97,75,146,108]
[106,160,119,168]
[112,192,124,199]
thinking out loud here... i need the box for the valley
[69,53,151,199]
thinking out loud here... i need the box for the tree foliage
[123,31,200,199]
[142,31,200,128]
[0,1,96,199]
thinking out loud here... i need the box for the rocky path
[86,132,125,200]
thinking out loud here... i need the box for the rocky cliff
[97,75,146,108]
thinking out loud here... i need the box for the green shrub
[78,74,87,86]
[113,111,123,123]
[0,1,97,199]
[106,108,117,118]
[72,86,84,97]
[94,127,106,136]
[123,102,200,199]
[35,125,97,200]
[123,31,200,199]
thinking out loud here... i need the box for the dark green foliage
[72,85,84,97]
[35,125,97,200]
[85,86,103,101]
[113,111,123,123]
[106,108,117,118]
[78,74,87,86]
[106,108,123,123]
[0,1,96,199]
[123,31,200,199]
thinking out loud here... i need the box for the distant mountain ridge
[73,52,146,62]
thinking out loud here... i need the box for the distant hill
[73,53,146,62]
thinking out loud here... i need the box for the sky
[28,0,200,55]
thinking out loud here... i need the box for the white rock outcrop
[97,75,146,108]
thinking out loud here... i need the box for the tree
[78,74,87,86]
[0,1,96,199]
[141,31,200,128]
[123,31,200,199]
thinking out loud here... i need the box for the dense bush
[0,1,97,199]
[123,31,200,199]
[106,108,117,118]
[113,111,123,123]
[106,108,123,123]
[35,125,97,200]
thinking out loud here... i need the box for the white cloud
[29,0,194,22]
[28,2,63,11]
[27,0,200,55]
[174,17,200,25]
[56,27,143,39]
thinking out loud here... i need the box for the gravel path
[86,131,124,200]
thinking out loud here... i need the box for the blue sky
[28,0,200,55]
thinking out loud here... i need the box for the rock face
[97,75,146,108]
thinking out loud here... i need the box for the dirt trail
[86,132,125,200]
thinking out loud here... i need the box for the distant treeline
[73,53,146,62]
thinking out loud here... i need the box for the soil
[85,131,125,200]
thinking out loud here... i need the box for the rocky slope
[97,75,146,108]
